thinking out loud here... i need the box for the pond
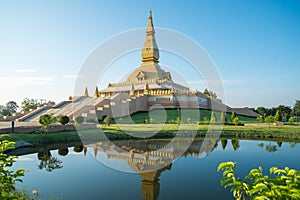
[11,138,300,200]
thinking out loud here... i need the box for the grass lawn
[106,108,257,124]
[1,123,300,146]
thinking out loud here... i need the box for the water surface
[12,139,300,200]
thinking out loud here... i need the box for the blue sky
[0,0,299,108]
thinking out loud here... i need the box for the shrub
[38,114,57,137]
[274,110,282,122]
[218,161,300,200]
[289,116,295,123]
[257,115,264,122]
[203,117,209,124]
[232,117,239,126]
[210,112,217,123]
[187,117,191,124]
[74,116,84,124]
[0,140,26,198]
[39,114,55,127]
[103,116,112,126]
[220,111,227,123]
[231,111,236,122]
[176,117,181,125]
[58,115,69,125]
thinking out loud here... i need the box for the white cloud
[13,68,38,73]
[0,76,55,86]
[62,75,80,79]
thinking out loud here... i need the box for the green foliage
[0,101,19,116]
[231,111,236,122]
[149,118,153,124]
[233,117,239,126]
[110,109,257,124]
[74,116,84,125]
[210,111,217,123]
[0,140,26,198]
[265,115,275,127]
[257,115,264,122]
[293,100,300,116]
[220,111,227,123]
[218,161,300,200]
[21,97,37,112]
[274,110,282,122]
[39,114,57,132]
[203,117,209,124]
[176,117,181,125]
[103,116,112,126]
[58,115,69,125]
[187,117,191,124]
[289,116,295,123]
[256,105,292,118]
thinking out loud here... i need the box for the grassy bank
[106,108,257,124]
[1,124,300,146]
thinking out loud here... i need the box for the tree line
[0,98,55,117]
[255,100,300,122]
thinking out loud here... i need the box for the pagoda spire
[146,10,155,35]
[84,87,89,97]
[142,10,159,63]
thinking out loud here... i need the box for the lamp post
[11,120,15,133]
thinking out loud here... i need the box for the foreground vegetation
[218,162,300,200]
[0,140,33,199]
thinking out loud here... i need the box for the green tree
[256,115,264,122]
[220,111,227,123]
[203,117,209,124]
[218,162,300,200]
[5,101,18,116]
[265,115,275,128]
[231,111,236,122]
[0,105,9,116]
[0,140,26,198]
[21,98,37,112]
[274,110,282,122]
[176,117,181,125]
[186,117,191,124]
[293,100,300,116]
[233,117,239,126]
[103,116,112,126]
[74,116,84,125]
[39,114,57,138]
[210,111,217,123]
[58,115,69,125]
[289,116,295,123]
[256,107,267,116]
[277,105,292,121]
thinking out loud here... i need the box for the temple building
[99,11,206,105]
[15,11,259,122]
